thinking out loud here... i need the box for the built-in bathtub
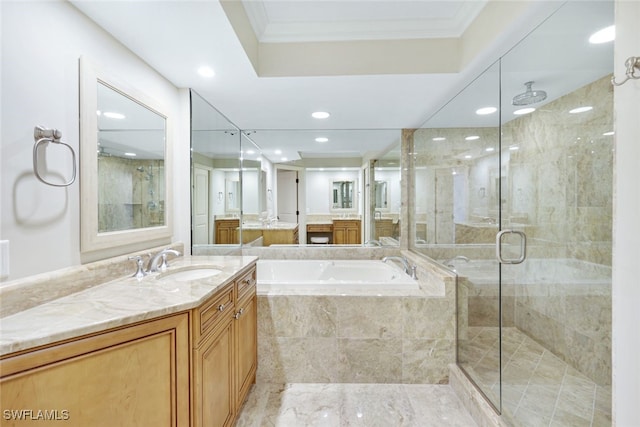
[254,257,456,384]
[256,259,419,295]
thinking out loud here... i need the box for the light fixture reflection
[589,25,615,44]
[315,137,329,143]
[465,135,480,141]
[312,111,330,119]
[514,107,536,115]
[569,106,593,114]
[476,107,497,115]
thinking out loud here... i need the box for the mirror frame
[79,56,173,253]
[330,179,357,212]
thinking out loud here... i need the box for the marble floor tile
[236,383,478,427]
[459,327,611,427]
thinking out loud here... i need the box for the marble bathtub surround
[0,254,257,355]
[0,243,184,317]
[256,250,459,385]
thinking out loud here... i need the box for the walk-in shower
[411,2,613,426]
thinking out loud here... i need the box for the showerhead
[512,81,547,106]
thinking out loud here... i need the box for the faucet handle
[410,265,418,280]
[128,255,148,279]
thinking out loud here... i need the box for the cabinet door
[193,318,235,427]
[0,314,190,427]
[346,225,361,244]
[235,294,257,406]
[333,226,346,244]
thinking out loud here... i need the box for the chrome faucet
[147,248,182,273]
[382,256,417,279]
[374,211,382,220]
[443,255,470,268]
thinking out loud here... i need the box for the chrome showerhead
[512,81,547,106]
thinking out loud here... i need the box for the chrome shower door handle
[496,229,527,264]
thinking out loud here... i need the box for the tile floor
[460,327,611,427]
[236,383,478,426]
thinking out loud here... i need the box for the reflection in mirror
[225,179,240,211]
[80,56,172,253]
[374,181,388,209]
[190,90,241,246]
[370,144,401,245]
[332,180,354,209]
[97,82,166,232]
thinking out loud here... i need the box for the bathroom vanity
[0,256,257,427]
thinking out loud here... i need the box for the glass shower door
[413,61,503,410]
[499,2,614,425]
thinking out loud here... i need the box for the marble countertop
[241,222,298,230]
[0,255,257,356]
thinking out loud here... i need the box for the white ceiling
[70,0,614,163]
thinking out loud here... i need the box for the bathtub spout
[443,255,470,269]
[365,240,382,247]
[382,256,417,279]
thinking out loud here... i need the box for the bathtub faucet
[147,248,182,273]
[443,255,470,268]
[365,240,382,247]
[382,256,417,280]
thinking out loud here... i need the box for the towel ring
[32,126,77,187]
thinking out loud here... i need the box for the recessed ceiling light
[589,25,615,44]
[465,135,480,141]
[311,111,330,119]
[514,107,536,115]
[569,106,593,114]
[315,137,329,143]
[485,147,495,152]
[281,157,287,161]
[103,112,125,119]
[432,137,446,141]
[509,146,520,151]
[96,110,102,116]
[476,107,497,115]
[603,131,615,136]
[246,150,255,155]
[274,149,282,155]
[197,66,215,78]
[124,152,136,157]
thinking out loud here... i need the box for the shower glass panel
[499,2,613,425]
[411,2,613,423]
[413,61,502,410]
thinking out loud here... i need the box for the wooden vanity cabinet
[215,218,240,244]
[0,314,190,427]
[0,264,258,427]
[192,265,257,427]
[333,219,361,244]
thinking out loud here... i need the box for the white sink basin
[157,267,222,282]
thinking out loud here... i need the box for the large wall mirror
[80,56,172,253]
[370,144,401,245]
[190,90,242,246]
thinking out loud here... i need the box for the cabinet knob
[234,308,244,319]
[218,304,225,311]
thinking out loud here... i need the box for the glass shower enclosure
[411,2,613,426]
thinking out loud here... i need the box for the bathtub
[256,259,419,295]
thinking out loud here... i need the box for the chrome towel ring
[32,125,77,187]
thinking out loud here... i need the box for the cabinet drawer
[193,282,234,345]
[307,223,332,233]
[236,267,256,302]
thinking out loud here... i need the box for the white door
[277,170,298,223]
[193,166,210,244]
